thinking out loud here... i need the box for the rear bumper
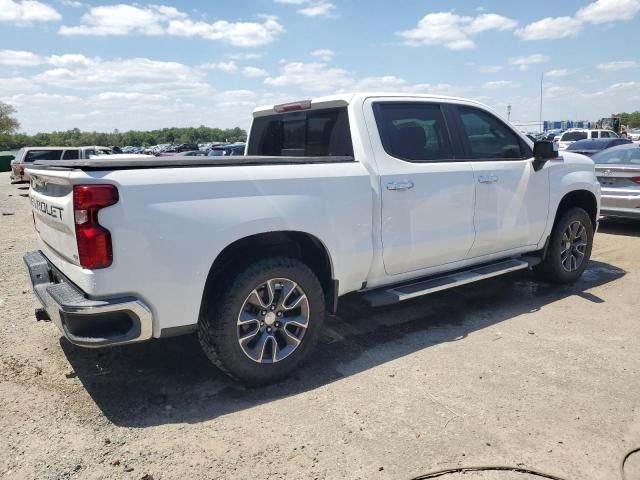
[10,173,26,183]
[23,250,153,348]
[600,192,640,219]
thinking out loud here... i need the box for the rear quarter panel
[58,163,373,335]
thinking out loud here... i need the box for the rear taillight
[632,177,640,184]
[73,185,118,269]
[19,166,24,175]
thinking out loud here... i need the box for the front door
[452,105,550,258]
[366,100,476,275]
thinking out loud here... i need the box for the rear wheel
[535,207,594,284]
[198,256,325,385]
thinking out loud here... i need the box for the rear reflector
[274,100,312,113]
[73,185,119,269]
[632,177,640,184]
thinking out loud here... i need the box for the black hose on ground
[410,446,640,480]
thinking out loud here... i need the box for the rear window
[24,150,63,162]
[593,146,640,164]
[561,131,588,142]
[247,107,353,157]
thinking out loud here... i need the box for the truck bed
[32,155,355,171]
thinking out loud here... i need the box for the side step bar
[363,258,533,307]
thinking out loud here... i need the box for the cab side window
[62,150,79,160]
[456,106,525,159]
[373,102,453,162]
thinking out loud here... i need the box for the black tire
[535,207,594,284]
[198,256,325,386]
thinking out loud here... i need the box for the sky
[0,0,638,134]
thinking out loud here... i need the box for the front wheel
[198,256,325,385]
[535,207,594,284]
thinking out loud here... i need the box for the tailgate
[28,169,80,265]
[596,165,640,191]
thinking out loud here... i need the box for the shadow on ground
[598,217,640,238]
[61,260,625,428]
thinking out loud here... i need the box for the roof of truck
[252,92,491,117]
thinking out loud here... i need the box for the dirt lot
[1,170,640,480]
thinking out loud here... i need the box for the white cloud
[242,66,269,77]
[226,52,263,60]
[398,11,516,50]
[477,65,503,73]
[299,2,335,17]
[355,75,408,91]
[201,61,238,73]
[0,0,61,23]
[59,0,85,7]
[515,16,583,40]
[546,68,573,77]
[596,60,639,71]
[310,48,335,61]
[167,15,285,47]
[508,54,549,71]
[265,61,353,91]
[59,5,284,47]
[274,0,307,3]
[483,80,519,89]
[59,4,185,35]
[0,49,45,66]
[517,0,640,41]
[577,0,640,24]
[0,50,98,67]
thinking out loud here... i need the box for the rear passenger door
[450,105,549,258]
[366,100,476,275]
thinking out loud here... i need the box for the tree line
[0,126,247,150]
[613,111,640,129]
[0,101,247,150]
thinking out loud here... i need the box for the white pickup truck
[24,93,600,385]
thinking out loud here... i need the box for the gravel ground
[1,170,639,480]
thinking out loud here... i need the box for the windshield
[561,131,588,142]
[593,147,640,164]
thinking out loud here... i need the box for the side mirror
[532,140,558,171]
[533,140,557,160]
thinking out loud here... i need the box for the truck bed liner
[32,155,355,171]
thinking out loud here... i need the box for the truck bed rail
[31,155,356,171]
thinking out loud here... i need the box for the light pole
[539,72,544,133]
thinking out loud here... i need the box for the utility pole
[539,72,544,133]
[507,104,511,122]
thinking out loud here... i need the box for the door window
[62,150,79,160]
[457,106,525,159]
[591,131,600,138]
[372,102,453,162]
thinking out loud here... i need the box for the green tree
[0,102,19,135]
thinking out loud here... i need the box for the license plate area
[598,177,617,187]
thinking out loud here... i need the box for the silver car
[594,143,640,219]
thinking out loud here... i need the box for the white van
[10,146,112,183]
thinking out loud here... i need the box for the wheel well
[200,231,335,316]
[555,190,598,228]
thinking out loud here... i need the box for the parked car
[628,128,640,143]
[593,143,640,219]
[566,138,632,156]
[175,143,199,152]
[207,143,246,156]
[556,129,618,151]
[10,146,112,183]
[23,93,599,385]
[180,150,208,156]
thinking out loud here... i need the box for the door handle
[386,180,414,191]
[478,175,498,184]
